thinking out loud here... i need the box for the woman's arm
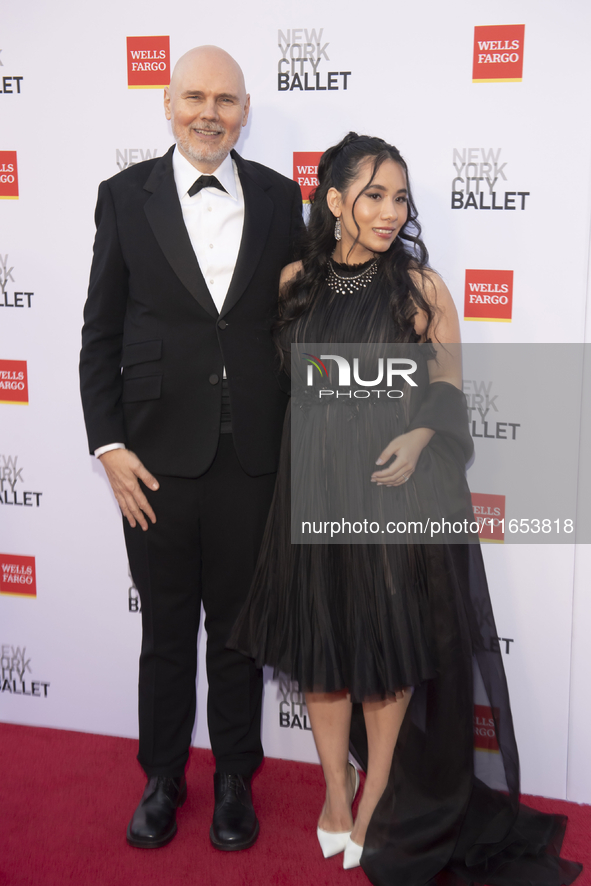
[371,271,462,486]
[413,270,462,389]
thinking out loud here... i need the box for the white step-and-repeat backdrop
[2,0,590,803]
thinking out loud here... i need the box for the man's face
[164,53,250,173]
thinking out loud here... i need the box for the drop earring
[334,217,342,241]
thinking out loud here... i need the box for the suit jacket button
[218,320,227,329]
[209,374,219,385]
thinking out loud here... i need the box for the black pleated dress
[229,260,582,886]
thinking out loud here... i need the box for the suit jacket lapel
[220,151,274,318]
[143,146,218,318]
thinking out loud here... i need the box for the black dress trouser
[124,434,277,779]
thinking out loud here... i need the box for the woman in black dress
[230,133,581,885]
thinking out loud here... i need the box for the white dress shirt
[172,147,244,313]
[95,147,245,458]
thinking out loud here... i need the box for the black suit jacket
[80,146,303,477]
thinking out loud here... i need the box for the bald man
[80,46,303,850]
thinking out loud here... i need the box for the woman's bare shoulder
[409,269,459,341]
[280,261,304,288]
[409,268,452,308]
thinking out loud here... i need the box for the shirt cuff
[94,443,126,458]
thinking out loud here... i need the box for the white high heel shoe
[317,764,360,858]
[343,836,363,869]
[317,826,352,858]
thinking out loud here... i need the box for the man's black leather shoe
[210,773,259,851]
[126,775,187,848]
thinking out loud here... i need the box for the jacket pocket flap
[122,374,162,403]
[121,339,162,367]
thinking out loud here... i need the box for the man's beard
[174,125,239,167]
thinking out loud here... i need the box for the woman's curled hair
[276,132,435,345]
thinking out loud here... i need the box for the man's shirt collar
[172,146,238,201]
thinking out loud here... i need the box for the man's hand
[98,449,159,530]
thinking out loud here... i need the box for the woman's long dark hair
[276,132,434,344]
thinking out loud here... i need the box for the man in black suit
[80,46,303,851]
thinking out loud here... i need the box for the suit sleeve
[79,180,129,453]
[288,180,305,263]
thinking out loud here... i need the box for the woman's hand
[371,428,434,487]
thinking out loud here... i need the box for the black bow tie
[188,175,227,197]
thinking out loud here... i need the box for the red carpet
[0,722,589,886]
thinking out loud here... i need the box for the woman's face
[328,158,409,264]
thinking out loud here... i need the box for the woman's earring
[334,217,342,241]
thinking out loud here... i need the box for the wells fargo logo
[471,493,505,543]
[0,151,18,199]
[464,270,513,322]
[473,25,525,83]
[127,37,170,89]
[0,359,28,404]
[474,704,500,752]
[0,554,36,598]
[293,152,323,203]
